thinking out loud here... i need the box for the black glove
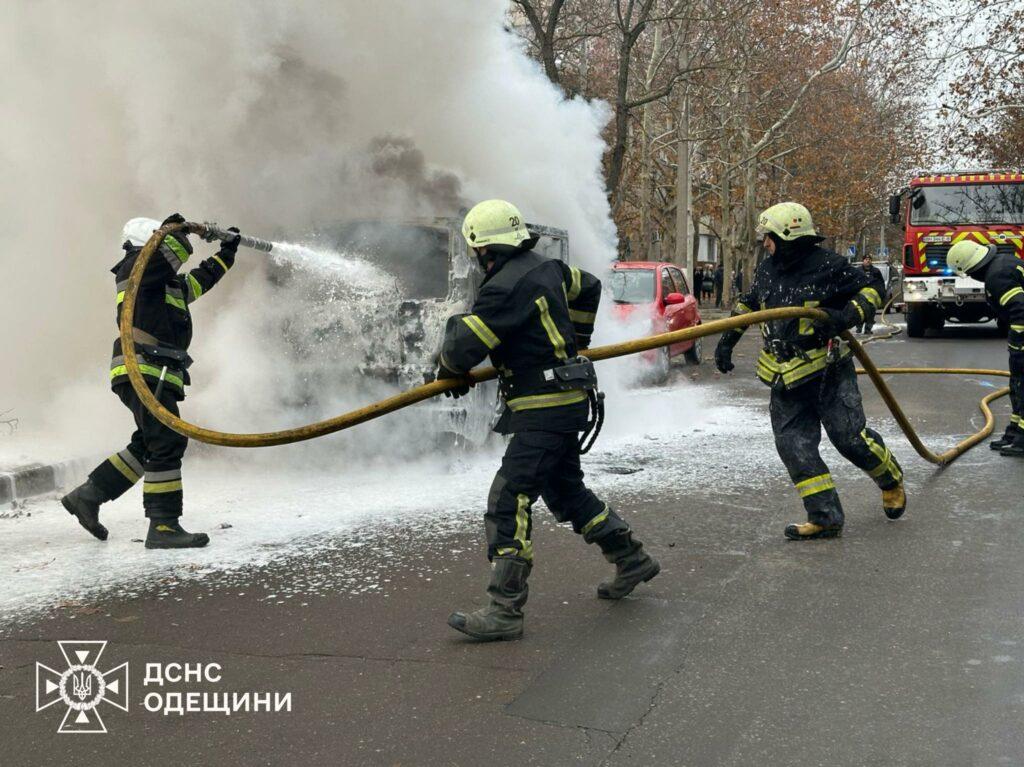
[436,361,472,399]
[218,227,241,267]
[812,307,850,341]
[221,227,241,253]
[162,213,186,226]
[714,340,735,374]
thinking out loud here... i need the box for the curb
[0,457,97,507]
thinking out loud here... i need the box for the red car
[609,261,703,380]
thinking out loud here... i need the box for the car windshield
[910,183,1024,226]
[610,269,655,303]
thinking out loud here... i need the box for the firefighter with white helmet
[61,214,243,548]
[947,239,1024,455]
[440,199,660,641]
[714,202,906,539]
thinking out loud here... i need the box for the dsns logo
[36,641,128,734]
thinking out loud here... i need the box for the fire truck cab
[889,171,1024,337]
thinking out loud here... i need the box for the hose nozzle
[198,222,274,253]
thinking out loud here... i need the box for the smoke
[0,0,617,462]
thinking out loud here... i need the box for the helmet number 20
[509,215,521,228]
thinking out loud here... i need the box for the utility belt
[136,342,193,370]
[110,332,193,397]
[500,357,605,453]
[757,337,849,390]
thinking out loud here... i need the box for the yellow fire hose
[119,222,1010,463]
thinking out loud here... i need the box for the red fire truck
[889,171,1024,337]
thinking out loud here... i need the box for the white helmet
[946,240,993,275]
[121,217,162,248]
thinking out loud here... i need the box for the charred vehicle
[271,217,571,447]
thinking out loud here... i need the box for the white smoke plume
[0,1,617,463]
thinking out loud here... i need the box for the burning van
[270,216,570,447]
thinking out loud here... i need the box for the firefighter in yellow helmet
[440,199,659,641]
[947,239,1024,455]
[714,202,906,539]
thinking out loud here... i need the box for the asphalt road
[2,319,1021,767]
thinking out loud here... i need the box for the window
[667,267,689,295]
[661,268,677,300]
[909,183,1024,226]
[610,269,656,304]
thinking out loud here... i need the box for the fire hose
[119,222,1010,463]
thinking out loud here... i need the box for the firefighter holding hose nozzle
[61,214,242,548]
[714,202,907,540]
[947,240,1024,457]
[439,199,660,642]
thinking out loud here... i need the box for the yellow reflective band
[860,287,882,308]
[108,454,141,484]
[213,255,230,272]
[569,308,596,324]
[1000,287,1024,306]
[165,293,187,311]
[850,300,866,322]
[795,473,835,498]
[116,290,126,305]
[507,390,587,411]
[756,345,849,387]
[514,493,533,561]
[536,296,567,359]
[581,506,609,536]
[567,267,583,301]
[1012,415,1022,425]
[862,430,902,481]
[187,274,204,302]
[462,314,500,349]
[798,300,820,336]
[734,302,754,315]
[496,547,518,557]
[163,235,190,265]
[144,480,183,494]
[110,364,184,389]
[1010,325,1024,332]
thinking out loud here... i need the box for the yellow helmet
[462,199,531,249]
[756,202,817,241]
[946,240,993,275]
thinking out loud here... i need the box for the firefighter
[714,202,906,540]
[947,240,1024,456]
[856,256,885,334]
[61,214,241,548]
[441,199,660,641]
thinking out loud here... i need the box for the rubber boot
[881,482,907,520]
[60,480,109,541]
[784,521,842,540]
[145,519,210,549]
[1000,433,1024,457]
[990,425,1021,451]
[448,556,530,641]
[594,530,661,600]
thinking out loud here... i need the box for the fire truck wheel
[906,305,928,338]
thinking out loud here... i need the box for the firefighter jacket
[109,232,235,398]
[440,248,601,434]
[724,245,883,390]
[979,253,1024,353]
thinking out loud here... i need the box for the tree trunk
[673,27,693,287]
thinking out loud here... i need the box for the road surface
[1,319,1020,766]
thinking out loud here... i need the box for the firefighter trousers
[484,430,625,561]
[769,359,902,528]
[1009,351,1023,432]
[88,383,189,519]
